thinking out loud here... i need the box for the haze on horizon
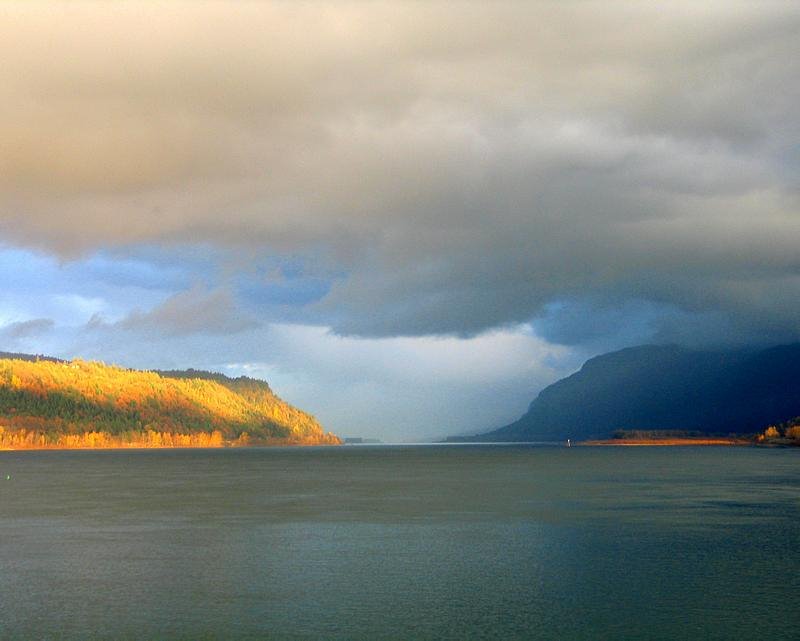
[0,1,798,441]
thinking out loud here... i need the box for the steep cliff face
[469,344,800,442]
[0,356,340,448]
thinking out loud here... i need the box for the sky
[0,2,798,441]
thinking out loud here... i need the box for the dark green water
[0,445,798,640]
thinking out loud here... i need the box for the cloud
[221,323,573,441]
[0,317,57,355]
[0,2,798,346]
[0,246,189,329]
[1,318,54,340]
[116,285,258,337]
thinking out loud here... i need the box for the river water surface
[0,445,798,640]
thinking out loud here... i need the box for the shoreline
[579,438,753,446]
[0,443,341,452]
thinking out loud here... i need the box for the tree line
[0,357,340,448]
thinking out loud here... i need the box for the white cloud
[117,284,258,336]
[249,324,573,441]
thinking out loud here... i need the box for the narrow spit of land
[580,425,800,447]
[580,437,752,446]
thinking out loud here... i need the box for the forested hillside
[0,357,340,448]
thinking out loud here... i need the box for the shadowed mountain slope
[466,344,800,442]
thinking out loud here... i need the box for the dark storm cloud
[0,2,798,343]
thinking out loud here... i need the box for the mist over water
[1,445,798,640]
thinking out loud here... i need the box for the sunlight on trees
[0,358,340,449]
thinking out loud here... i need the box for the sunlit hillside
[0,357,340,449]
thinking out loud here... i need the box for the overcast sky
[1,2,798,440]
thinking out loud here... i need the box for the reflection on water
[1,445,798,640]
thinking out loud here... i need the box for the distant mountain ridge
[0,353,340,448]
[465,344,800,442]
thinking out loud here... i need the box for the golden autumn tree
[0,357,340,449]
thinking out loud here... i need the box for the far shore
[579,438,753,446]
[0,440,341,452]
